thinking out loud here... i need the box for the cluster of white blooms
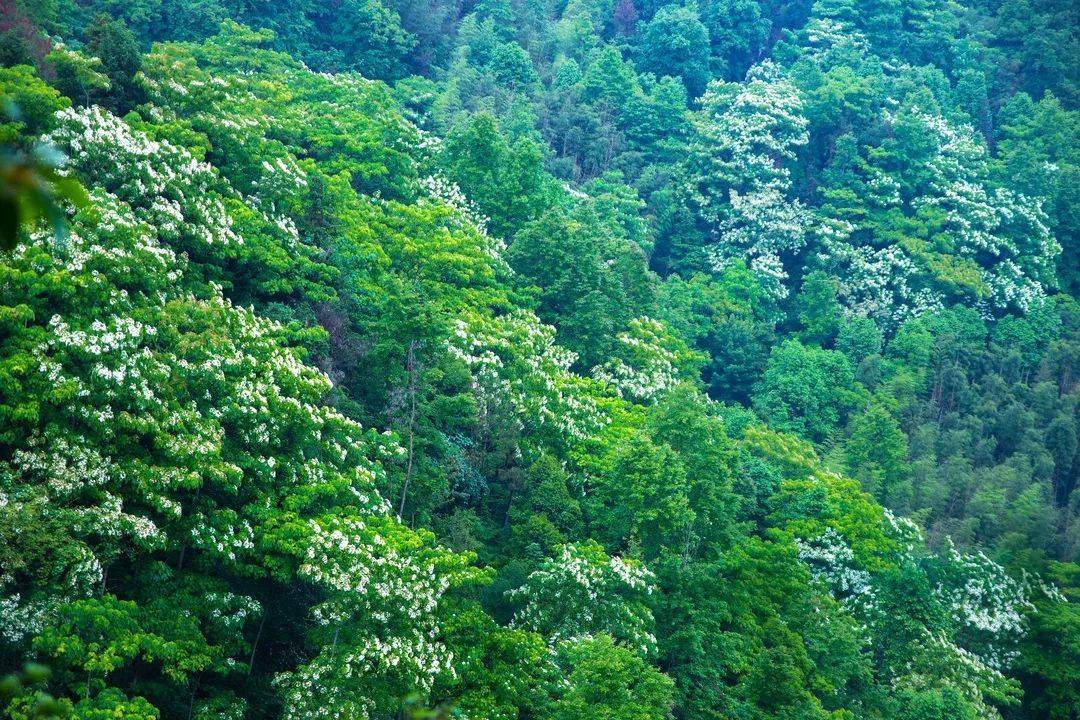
[278,624,454,720]
[795,517,1035,714]
[817,106,1060,324]
[47,106,242,250]
[141,42,423,194]
[298,518,435,600]
[203,592,262,634]
[11,432,111,497]
[508,542,657,657]
[593,317,694,402]
[193,697,247,720]
[707,184,812,299]
[6,431,165,550]
[932,540,1036,668]
[801,16,870,56]
[0,591,51,645]
[418,175,491,239]
[255,155,309,198]
[43,189,182,281]
[414,126,444,155]
[448,311,606,443]
[913,110,1058,308]
[0,543,101,645]
[690,62,809,210]
[796,527,873,603]
[274,511,471,719]
[2,101,469,720]
[0,467,107,641]
[4,221,210,561]
[825,241,946,326]
[883,508,924,553]
[48,312,163,419]
[894,629,1017,720]
[189,512,256,562]
[140,48,267,133]
[57,103,308,264]
[688,62,810,297]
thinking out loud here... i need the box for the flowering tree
[816,107,1061,324]
[507,541,658,657]
[448,309,608,448]
[0,101,481,717]
[793,500,1044,719]
[685,61,810,298]
[592,317,703,403]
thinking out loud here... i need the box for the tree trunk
[398,340,419,520]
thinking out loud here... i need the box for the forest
[0,0,1077,717]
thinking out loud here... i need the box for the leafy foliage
[1,1,1078,719]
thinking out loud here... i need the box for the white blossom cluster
[140,39,425,209]
[417,173,507,261]
[277,625,454,720]
[203,591,262,634]
[192,696,247,720]
[883,508,924,553]
[688,61,810,297]
[275,509,483,719]
[448,311,606,443]
[913,111,1058,308]
[707,184,812,299]
[931,539,1036,669]
[508,542,658,657]
[691,61,809,206]
[0,592,52,645]
[894,628,1017,720]
[47,106,242,250]
[6,430,166,551]
[189,511,256,562]
[255,155,309,200]
[0,542,101,645]
[817,107,1060,324]
[593,317,694,402]
[824,241,946,327]
[795,515,1040,719]
[801,16,870,57]
[796,528,874,619]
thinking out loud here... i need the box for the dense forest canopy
[0,0,1077,718]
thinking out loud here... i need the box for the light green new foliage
[0,91,480,718]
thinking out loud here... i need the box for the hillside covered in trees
[0,0,1077,718]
